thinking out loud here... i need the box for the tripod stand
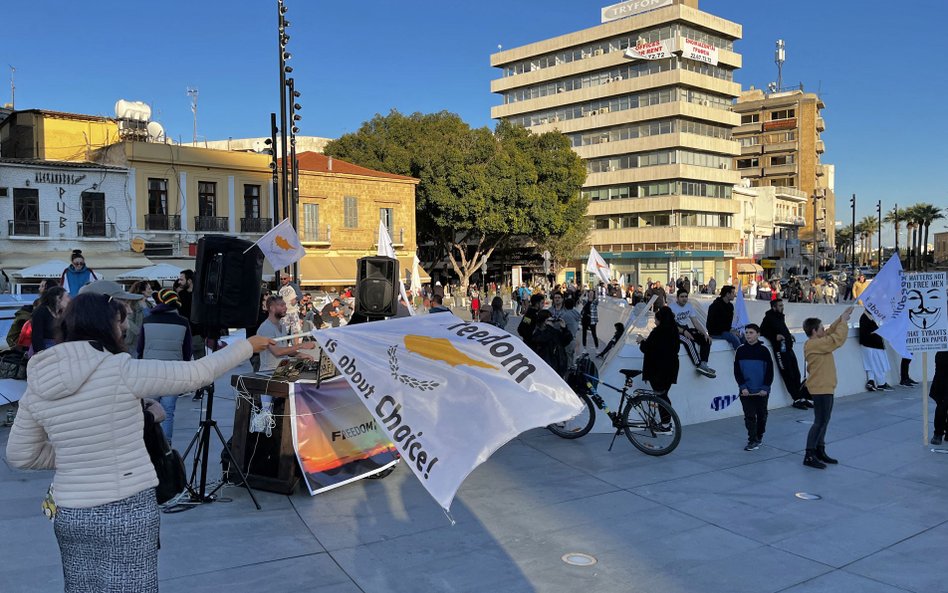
[166,381,261,512]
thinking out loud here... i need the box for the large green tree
[324,111,587,289]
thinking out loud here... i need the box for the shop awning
[737,263,764,274]
[2,251,154,279]
[300,256,429,287]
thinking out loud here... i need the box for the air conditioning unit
[718,163,728,169]
[594,48,604,56]
[589,110,598,116]
[600,106,610,113]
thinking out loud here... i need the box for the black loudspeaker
[355,256,399,317]
[192,235,264,328]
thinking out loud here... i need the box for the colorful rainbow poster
[289,379,399,495]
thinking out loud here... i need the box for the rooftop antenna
[774,39,785,91]
[9,65,14,109]
[187,87,199,146]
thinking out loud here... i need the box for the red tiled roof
[285,151,418,182]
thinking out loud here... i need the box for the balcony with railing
[240,217,273,234]
[300,225,331,244]
[144,214,181,231]
[8,220,50,238]
[774,214,806,227]
[77,222,117,238]
[194,216,230,232]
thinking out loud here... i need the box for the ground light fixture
[794,492,822,501]
[561,553,597,567]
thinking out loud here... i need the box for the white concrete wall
[589,297,935,432]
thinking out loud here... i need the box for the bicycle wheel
[548,392,596,439]
[622,394,681,455]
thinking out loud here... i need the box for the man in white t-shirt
[667,289,716,378]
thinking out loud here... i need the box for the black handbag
[142,408,187,504]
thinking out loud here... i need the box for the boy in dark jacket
[734,324,774,451]
[707,285,742,349]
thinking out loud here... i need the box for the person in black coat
[529,309,572,377]
[930,351,948,445]
[637,306,680,425]
[707,286,742,349]
[30,286,69,355]
[760,298,810,409]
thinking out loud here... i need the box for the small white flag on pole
[733,280,750,329]
[252,218,306,270]
[587,247,611,285]
[377,220,415,315]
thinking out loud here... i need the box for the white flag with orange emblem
[308,314,584,512]
[254,218,306,270]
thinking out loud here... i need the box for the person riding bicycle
[636,306,680,428]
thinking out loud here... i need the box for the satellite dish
[146,121,165,142]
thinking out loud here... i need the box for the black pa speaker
[192,235,264,328]
[355,256,399,317]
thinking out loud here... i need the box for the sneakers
[696,363,717,378]
[655,424,674,435]
[865,380,877,392]
[932,435,944,446]
[877,383,894,392]
[791,400,809,410]
[744,440,760,451]
[900,378,919,387]
[804,400,814,409]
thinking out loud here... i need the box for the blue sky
[4,0,947,234]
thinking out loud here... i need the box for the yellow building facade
[0,109,120,162]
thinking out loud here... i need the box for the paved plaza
[1,355,945,593]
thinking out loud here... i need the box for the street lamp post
[850,194,856,271]
[876,200,882,270]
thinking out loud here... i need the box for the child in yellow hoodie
[801,306,854,468]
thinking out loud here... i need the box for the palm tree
[883,207,907,260]
[836,224,854,266]
[904,205,925,270]
[857,215,878,267]
[916,203,945,269]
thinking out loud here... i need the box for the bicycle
[548,355,682,456]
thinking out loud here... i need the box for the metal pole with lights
[850,194,856,272]
[277,0,290,251]
[288,77,301,283]
[876,200,882,270]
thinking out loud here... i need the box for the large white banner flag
[377,221,415,315]
[254,218,306,271]
[859,254,905,324]
[732,280,750,330]
[587,247,612,285]
[309,314,584,512]
[859,254,912,359]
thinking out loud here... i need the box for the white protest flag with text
[587,247,612,285]
[309,314,584,512]
[859,254,912,359]
[254,218,306,271]
[859,254,905,324]
[377,220,415,315]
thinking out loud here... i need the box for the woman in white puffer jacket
[5,293,273,592]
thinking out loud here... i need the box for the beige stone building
[731,88,836,269]
[934,231,948,266]
[294,152,421,287]
[491,0,743,287]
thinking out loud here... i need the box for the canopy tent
[13,260,71,279]
[301,256,429,287]
[737,263,764,275]
[115,263,183,282]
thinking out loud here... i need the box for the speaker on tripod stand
[164,235,265,513]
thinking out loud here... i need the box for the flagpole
[923,352,929,446]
